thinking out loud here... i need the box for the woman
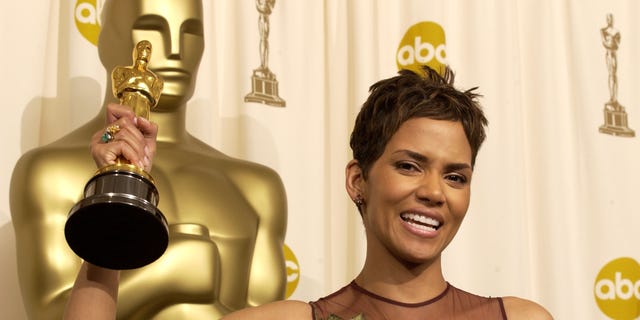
[65,66,553,319]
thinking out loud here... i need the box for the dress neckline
[348,280,452,307]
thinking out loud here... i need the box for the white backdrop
[2,1,640,319]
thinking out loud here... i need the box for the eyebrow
[393,149,472,171]
[133,15,204,32]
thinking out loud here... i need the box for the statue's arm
[150,77,164,105]
[111,67,127,97]
[113,229,219,319]
[243,166,288,307]
[10,151,86,320]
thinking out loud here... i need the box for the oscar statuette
[245,0,286,107]
[599,13,634,137]
[65,40,169,269]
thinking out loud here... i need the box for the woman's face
[350,117,473,264]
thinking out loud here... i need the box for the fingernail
[144,156,151,168]
[144,146,151,158]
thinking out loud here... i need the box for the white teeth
[401,213,441,230]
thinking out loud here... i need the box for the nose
[166,26,181,59]
[416,173,445,206]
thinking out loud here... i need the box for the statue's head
[134,40,152,66]
[606,13,613,26]
[99,0,205,110]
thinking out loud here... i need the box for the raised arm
[63,263,120,320]
[63,103,158,319]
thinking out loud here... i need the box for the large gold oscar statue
[10,0,287,319]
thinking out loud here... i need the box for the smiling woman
[61,64,554,319]
[222,66,554,319]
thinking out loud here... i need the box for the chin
[160,79,195,100]
[154,94,190,111]
[397,249,442,266]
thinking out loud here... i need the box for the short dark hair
[349,66,488,178]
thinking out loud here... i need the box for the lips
[153,68,190,80]
[400,212,441,232]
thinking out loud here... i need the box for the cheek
[366,175,413,206]
[183,35,204,66]
[362,181,414,229]
[447,189,471,221]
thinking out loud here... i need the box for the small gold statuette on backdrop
[245,0,286,107]
[599,13,634,137]
[65,40,169,269]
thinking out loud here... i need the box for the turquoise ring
[101,132,113,143]
[101,124,120,143]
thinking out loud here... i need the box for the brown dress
[309,281,506,320]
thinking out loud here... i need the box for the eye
[133,15,167,32]
[182,19,204,36]
[444,173,468,186]
[395,161,421,174]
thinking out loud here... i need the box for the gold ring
[106,124,120,135]
[101,124,120,143]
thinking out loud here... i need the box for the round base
[66,194,168,269]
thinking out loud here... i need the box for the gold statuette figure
[245,0,286,107]
[112,40,164,119]
[599,13,634,137]
[65,40,169,270]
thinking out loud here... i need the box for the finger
[135,117,158,162]
[115,117,145,146]
[114,140,146,169]
[90,137,120,168]
[111,121,147,167]
[91,127,115,167]
[136,117,158,140]
[91,118,145,168]
[106,103,135,124]
[105,117,156,171]
[93,139,144,169]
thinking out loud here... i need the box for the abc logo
[283,244,300,298]
[396,21,447,75]
[74,0,103,45]
[594,257,640,320]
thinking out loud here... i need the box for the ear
[345,159,365,201]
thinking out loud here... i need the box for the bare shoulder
[222,300,312,320]
[502,296,554,320]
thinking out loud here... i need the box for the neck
[355,245,447,303]
[151,106,188,144]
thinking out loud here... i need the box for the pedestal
[245,69,286,107]
[599,102,635,137]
